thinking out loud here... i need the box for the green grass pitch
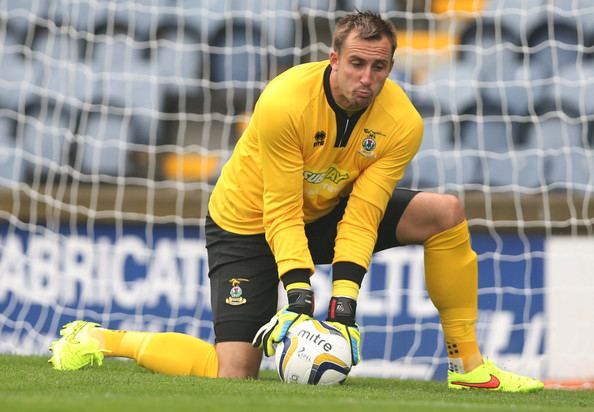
[0,355,592,412]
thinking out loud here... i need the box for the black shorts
[205,188,420,343]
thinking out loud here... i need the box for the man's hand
[252,288,314,357]
[326,296,361,365]
[252,307,311,356]
[325,321,361,365]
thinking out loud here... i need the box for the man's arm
[327,114,424,364]
[251,97,316,356]
[335,116,423,269]
[255,99,314,277]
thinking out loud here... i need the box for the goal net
[0,0,593,385]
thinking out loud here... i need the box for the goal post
[0,0,593,385]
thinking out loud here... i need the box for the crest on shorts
[225,278,249,306]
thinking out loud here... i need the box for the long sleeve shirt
[208,60,423,278]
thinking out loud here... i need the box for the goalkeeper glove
[252,288,314,357]
[326,296,361,365]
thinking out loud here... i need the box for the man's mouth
[355,89,371,98]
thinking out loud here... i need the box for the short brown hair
[333,11,397,56]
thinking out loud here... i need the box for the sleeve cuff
[332,261,366,287]
[281,269,311,290]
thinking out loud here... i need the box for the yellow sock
[332,279,360,300]
[424,220,482,373]
[92,329,218,378]
[93,329,125,355]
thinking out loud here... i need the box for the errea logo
[313,131,326,147]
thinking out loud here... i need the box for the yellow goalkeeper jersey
[208,60,423,277]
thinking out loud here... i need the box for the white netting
[0,0,593,381]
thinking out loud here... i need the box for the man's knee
[396,192,466,244]
[215,341,263,378]
[435,194,466,232]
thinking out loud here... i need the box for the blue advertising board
[0,224,545,380]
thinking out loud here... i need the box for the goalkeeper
[50,11,543,392]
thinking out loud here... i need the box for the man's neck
[328,69,365,116]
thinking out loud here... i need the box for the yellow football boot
[449,358,544,393]
[49,321,106,370]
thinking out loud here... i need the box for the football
[274,319,352,385]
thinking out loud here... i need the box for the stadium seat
[523,101,593,191]
[296,0,332,10]
[539,1,594,46]
[92,35,148,74]
[570,1,594,45]
[0,118,24,184]
[152,23,202,96]
[546,145,593,192]
[460,104,540,188]
[474,47,521,114]
[456,19,537,114]
[209,23,264,84]
[0,114,14,141]
[479,49,545,116]
[1,0,49,37]
[20,102,78,179]
[110,0,168,40]
[208,20,266,114]
[411,60,477,116]
[31,29,84,62]
[459,0,542,55]
[0,51,29,109]
[482,0,546,44]
[37,62,94,104]
[527,18,580,80]
[94,72,162,147]
[0,28,37,110]
[54,0,168,39]
[53,1,108,34]
[169,0,299,81]
[92,38,163,145]
[340,0,403,13]
[555,62,594,116]
[75,109,138,176]
[403,104,480,189]
[31,31,93,103]
[180,0,296,55]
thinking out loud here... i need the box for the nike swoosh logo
[451,374,501,389]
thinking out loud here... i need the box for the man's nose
[360,67,372,86]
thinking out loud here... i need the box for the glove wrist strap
[287,288,315,316]
[327,296,357,326]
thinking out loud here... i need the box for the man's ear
[329,50,339,69]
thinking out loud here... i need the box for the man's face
[330,31,394,111]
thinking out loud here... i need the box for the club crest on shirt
[358,128,384,158]
[225,278,249,306]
